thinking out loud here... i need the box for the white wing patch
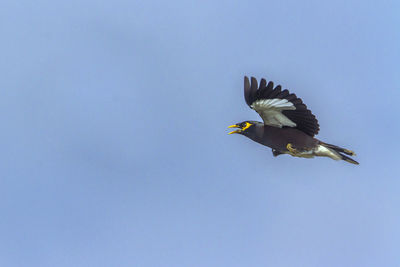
[251,99,297,127]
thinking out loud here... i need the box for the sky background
[1,0,400,266]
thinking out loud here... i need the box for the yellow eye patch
[241,122,252,131]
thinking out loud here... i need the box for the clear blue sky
[1,0,400,266]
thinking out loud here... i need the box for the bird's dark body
[242,123,318,152]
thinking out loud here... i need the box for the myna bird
[228,76,359,164]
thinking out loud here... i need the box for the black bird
[228,76,358,164]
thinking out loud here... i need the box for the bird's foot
[286,143,299,155]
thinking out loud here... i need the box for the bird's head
[227,121,255,135]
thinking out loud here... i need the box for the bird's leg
[286,143,315,158]
[286,143,299,155]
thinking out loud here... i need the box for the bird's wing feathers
[244,76,320,136]
[250,99,297,127]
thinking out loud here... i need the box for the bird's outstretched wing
[244,76,319,136]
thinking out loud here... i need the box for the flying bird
[228,76,358,164]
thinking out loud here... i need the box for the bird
[228,76,359,165]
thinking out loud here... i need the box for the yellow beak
[228,124,241,134]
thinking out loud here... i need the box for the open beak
[228,124,241,134]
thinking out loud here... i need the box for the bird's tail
[319,142,359,165]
